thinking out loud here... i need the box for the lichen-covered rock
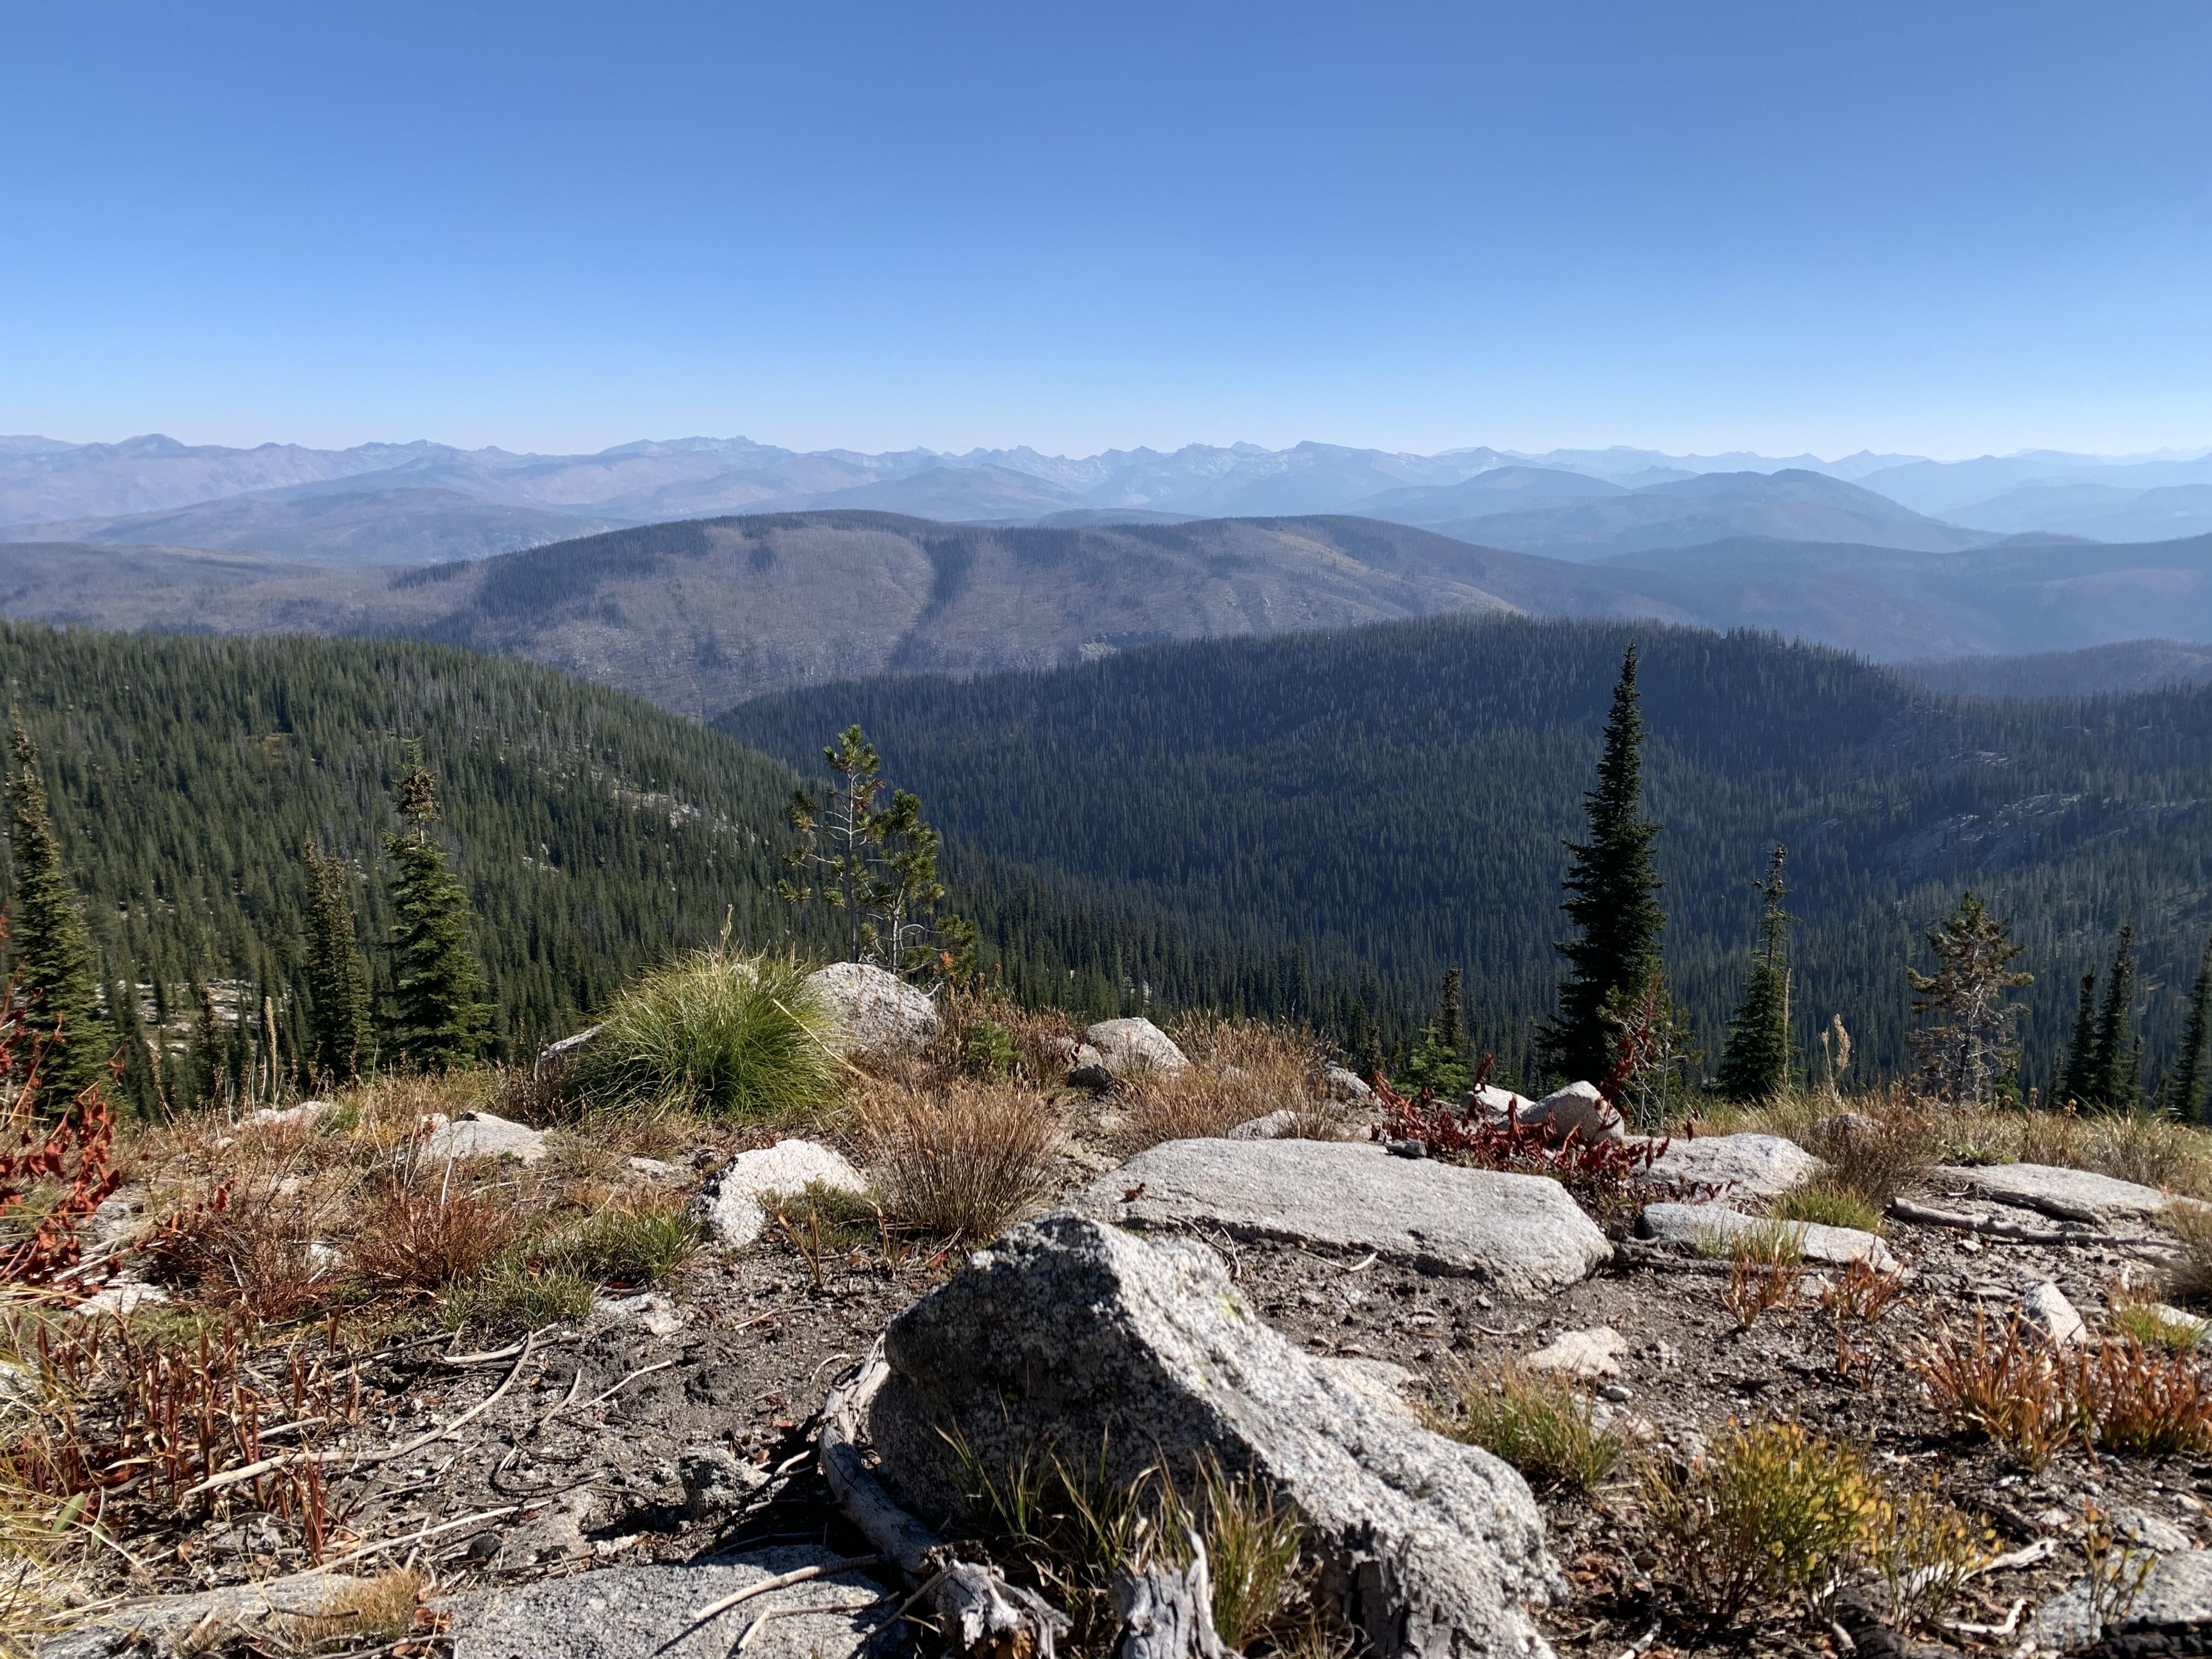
[690,1138,868,1249]
[868,1213,1563,1659]
[1084,1017,1190,1076]
[806,962,939,1053]
[1078,1137,1610,1294]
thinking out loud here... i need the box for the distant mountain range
[5,431,2207,565]
[10,511,2212,716]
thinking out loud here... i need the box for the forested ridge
[0,626,810,1060]
[722,613,2212,1089]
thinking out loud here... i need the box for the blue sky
[7,2,2210,459]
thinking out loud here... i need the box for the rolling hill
[1899,639,2212,699]
[722,612,2212,1092]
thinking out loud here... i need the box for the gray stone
[41,1572,391,1659]
[245,1099,336,1132]
[1472,1085,1537,1122]
[690,1138,868,1249]
[1524,1327,1628,1380]
[534,1024,602,1080]
[2034,1548,2212,1647]
[595,1291,685,1337]
[1936,1161,2172,1223]
[1084,1016,1190,1077]
[678,1443,768,1518]
[1522,1082,1623,1146]
[72,1282,169,1318]
[625,1155,680,1180]
[1324,1064,1375,1101]
[807,962,939,1053]
[1228,1108,1299,1139]
[1635,1132,1821,1199]
[1637,1203,1898,1271]
[448,1547,907,1659]
[1066,1042,1114,1088]
[868,1212,1563,1659]
[1077,1137,1610,1295]
[425,1110,550,1164]
[1312,1355,1425,1421]
[2112,1507,2196,1555]
[2020,1280,2086,1346]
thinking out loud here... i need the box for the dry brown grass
[856,1078,1065,1244]
[351,1167,515,1294]
[144,1154,354,1324]
[1116,1016,1335,1152]
[1912,1312,2080,1468]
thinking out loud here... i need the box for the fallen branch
[1609,1242,1735,1277]
[819,1342,1071,1659]
[316,1506,521,1572]
[682,1556,887,1630]
[1890,1198,2103,1246]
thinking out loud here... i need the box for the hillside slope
[0,514,1687,715]
[723,613,2212,1087]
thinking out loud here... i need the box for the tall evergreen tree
[4,718,110,1098]
[381,743,488,1069]
[1716,844,1793,1103]
[1401,967,1470,1097]
[1538,645,1666,1085]
[2085,923,2140,1111]
[301,837,371,1082]
[2171,938,2212,1124]
[2060,968,2100,1107]
[1907,890,2032,1105]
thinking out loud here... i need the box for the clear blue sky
[7,2,2210,459]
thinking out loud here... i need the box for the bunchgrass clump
[544,1192,703,1286]
[1426,1361,1629,1491]
[858,1080,1062,1244]
[1770,1178,1881,1234]
[1117,1017,1329,1151]
[561,948,840,1120]
[2165,1202,2212,1308]
[1912,1312,2078,1468]
[441,1255,596,1331]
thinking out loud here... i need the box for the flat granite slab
[448,1548,906,1659]
[1631,1132,1821,1199]
[1075,1137,1610,1295]
[1933,1160,2176,1223]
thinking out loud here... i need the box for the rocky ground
[22,989,2212,1659]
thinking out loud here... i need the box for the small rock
[1082,1017,1190,1077]
[425,1110,551,1164]
[1599,1384,1634,1403]
[1471,1085,1537,1122]
[1228,1108,1299,1140]
[595,1292,685,1338]
[245,1099,335,1132]
[806,962,939,1053]
[1384,1138,1429,1159]
[73,1282,169,1318]
[1674,1427,1709,1462]
[2020,1280,2087,1347]
[1524,1326,1629,1380]
[689,1139,868,1249]
[1522,1081,1624,1147]
[2111,1507,2194,1554]
[533,1024,602,1080]
[625,1156,679,1180]
[1322,1064,1374,1101]
[678,1443,768,1518]
[1065,1043,1114,1090]
[464,1530,502,1563]
[1635,1132,1822,1199]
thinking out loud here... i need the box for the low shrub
[560,949,840,1120]
[144,1159,350,1324]
[1868,1483,1993,1633]
[1426,1361,1629,1491]
[1637,1421,1875,1628]
[859,1080,1062,1244]
[1119,1017,1329,1152]
[961,1019,1018,1081]
[1912,1313,2079,1469]
[1770,1179,1881,1234]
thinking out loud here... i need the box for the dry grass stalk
[1118,1017,1328,1151]
[1911,1312,2079,1468]
[352,1168,513,1293]
[2072,1336,2212,1454]
[857,1079,1063,1245]
[1426,1360,1630,1491]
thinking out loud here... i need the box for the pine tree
[2086,923,2140,1111]
[1401,968,1470,1097]
[4,718,110,1098]
[1907,890,2032,1105]
[301,837,371,1082]
[2171,938,2212,1123]
[1538,645,1666,1085]
[2060,968,2099,1107]
[381,743,488,1069]
[1716,844,1793,1103]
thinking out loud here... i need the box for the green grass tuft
[1426,1361,1629,1491]
[561,948,841,1120]
[1771,1179,1882,1234]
